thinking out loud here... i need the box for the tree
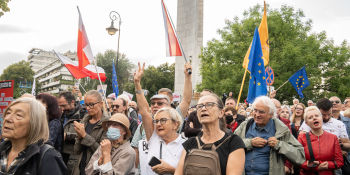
[0,0,11,17]
[198,4,350,103]
[139,63,175,99]
[0,60,35,98]
[80,50,135,96]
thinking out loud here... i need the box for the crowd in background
[1,62,350,175]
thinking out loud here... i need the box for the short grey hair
[304,106,322,121]
[154,107,183,130]
[252,96,277,117]
[3,97,49,145]
[281,105,292,116]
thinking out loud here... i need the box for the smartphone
[307,161,318,168]
[148,156,161,167]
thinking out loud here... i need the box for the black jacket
[0,140,67,175]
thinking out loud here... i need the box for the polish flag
[77,7,94,69]
[161,0,182,56]
[55,51,106,82]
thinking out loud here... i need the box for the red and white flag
[55,51,106,82]
[77,7,94,69]
[161,0,182,57]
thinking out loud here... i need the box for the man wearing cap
[86,113,136,175]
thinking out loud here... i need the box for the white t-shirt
[139,130,186,175]
[299,117,349,138]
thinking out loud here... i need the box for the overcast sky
[0,0,349,74]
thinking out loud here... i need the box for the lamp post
[106,11,121,69]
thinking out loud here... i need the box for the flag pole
[164,0,191,74]
[236,68,248,110]
[92,60,111,117]
[275,79,289,92]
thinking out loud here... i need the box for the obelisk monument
[174,0,203,97]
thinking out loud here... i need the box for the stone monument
[175,0,203,98]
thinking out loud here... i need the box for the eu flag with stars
[112,60,119,97]
[247,27,267,103]
[288,66,310,98]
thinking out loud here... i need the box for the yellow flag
[242,1,269,69]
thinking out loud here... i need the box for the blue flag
[288,66,310,98]
[247,28,267,103]
[112,60,119,97]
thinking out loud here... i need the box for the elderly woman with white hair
[298,106,343,175]
[234,96,305,175]
[280,105,292,120]
[0,97,67,174]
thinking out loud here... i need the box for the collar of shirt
[254,118,274,132]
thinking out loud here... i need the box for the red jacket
[298,131,343,175]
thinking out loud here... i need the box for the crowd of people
[1,62,350,175]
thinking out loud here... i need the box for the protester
[291,103,306,138]
[330,96,343,120]
[344,97,350,111]
[224,106,245,133]
[184,110,202,138]
[72,90,109,175]
[106,97,115,114]
[234,96,305,175]
[134,63,185,174]
[225,97,237,108]
[299,98,350,151]
[112,97,138,141]
[85,113,136,174]
[298,106,344,175]
[36,93,64,152]
[58,91,85,174]
[280,105,292,120]
[176,94,245,175]
[307,100,314,107]
[272,98,291,131]
[0,97,67,174]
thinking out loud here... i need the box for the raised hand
[134,62,145,83]
[184,62,192,76]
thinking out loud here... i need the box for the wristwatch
[135,89,143,94]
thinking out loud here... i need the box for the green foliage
[0,0,11,17]
[198,4,350,103]
[80,50,135,96]
[0,60,35,98]
[139,63,175,99]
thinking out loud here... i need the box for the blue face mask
[106,127,121,141]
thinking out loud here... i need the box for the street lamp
[106,11,121,68]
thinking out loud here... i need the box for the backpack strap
[216,134,232,150]
[305,132,315,162]
[39,144,54,170]
[195,136,203,149]
[245,118,255,134]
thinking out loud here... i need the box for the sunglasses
[151,101,166,106]
[330,100,340,104]
[85,101,100,108]
[112,105,120,109]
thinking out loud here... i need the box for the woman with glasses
[291,103,306,139]
[0,97,67,174]
[134,63,185,175]
[175,94,245,175]
[72,90,109,175]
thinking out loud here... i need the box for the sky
[0,0,349,74]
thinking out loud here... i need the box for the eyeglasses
[85,101,100,108]
[151,101,166,106]
[330,100,340,104]
[112,105,120,109]
[196,102,219,111]
[153,118,170,125]
[295,107,304,111]
[253,109,266,115]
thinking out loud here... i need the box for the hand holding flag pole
[161,0,191,74]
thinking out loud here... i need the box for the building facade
[32,49,77,94]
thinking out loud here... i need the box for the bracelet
[135,90,143,94]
